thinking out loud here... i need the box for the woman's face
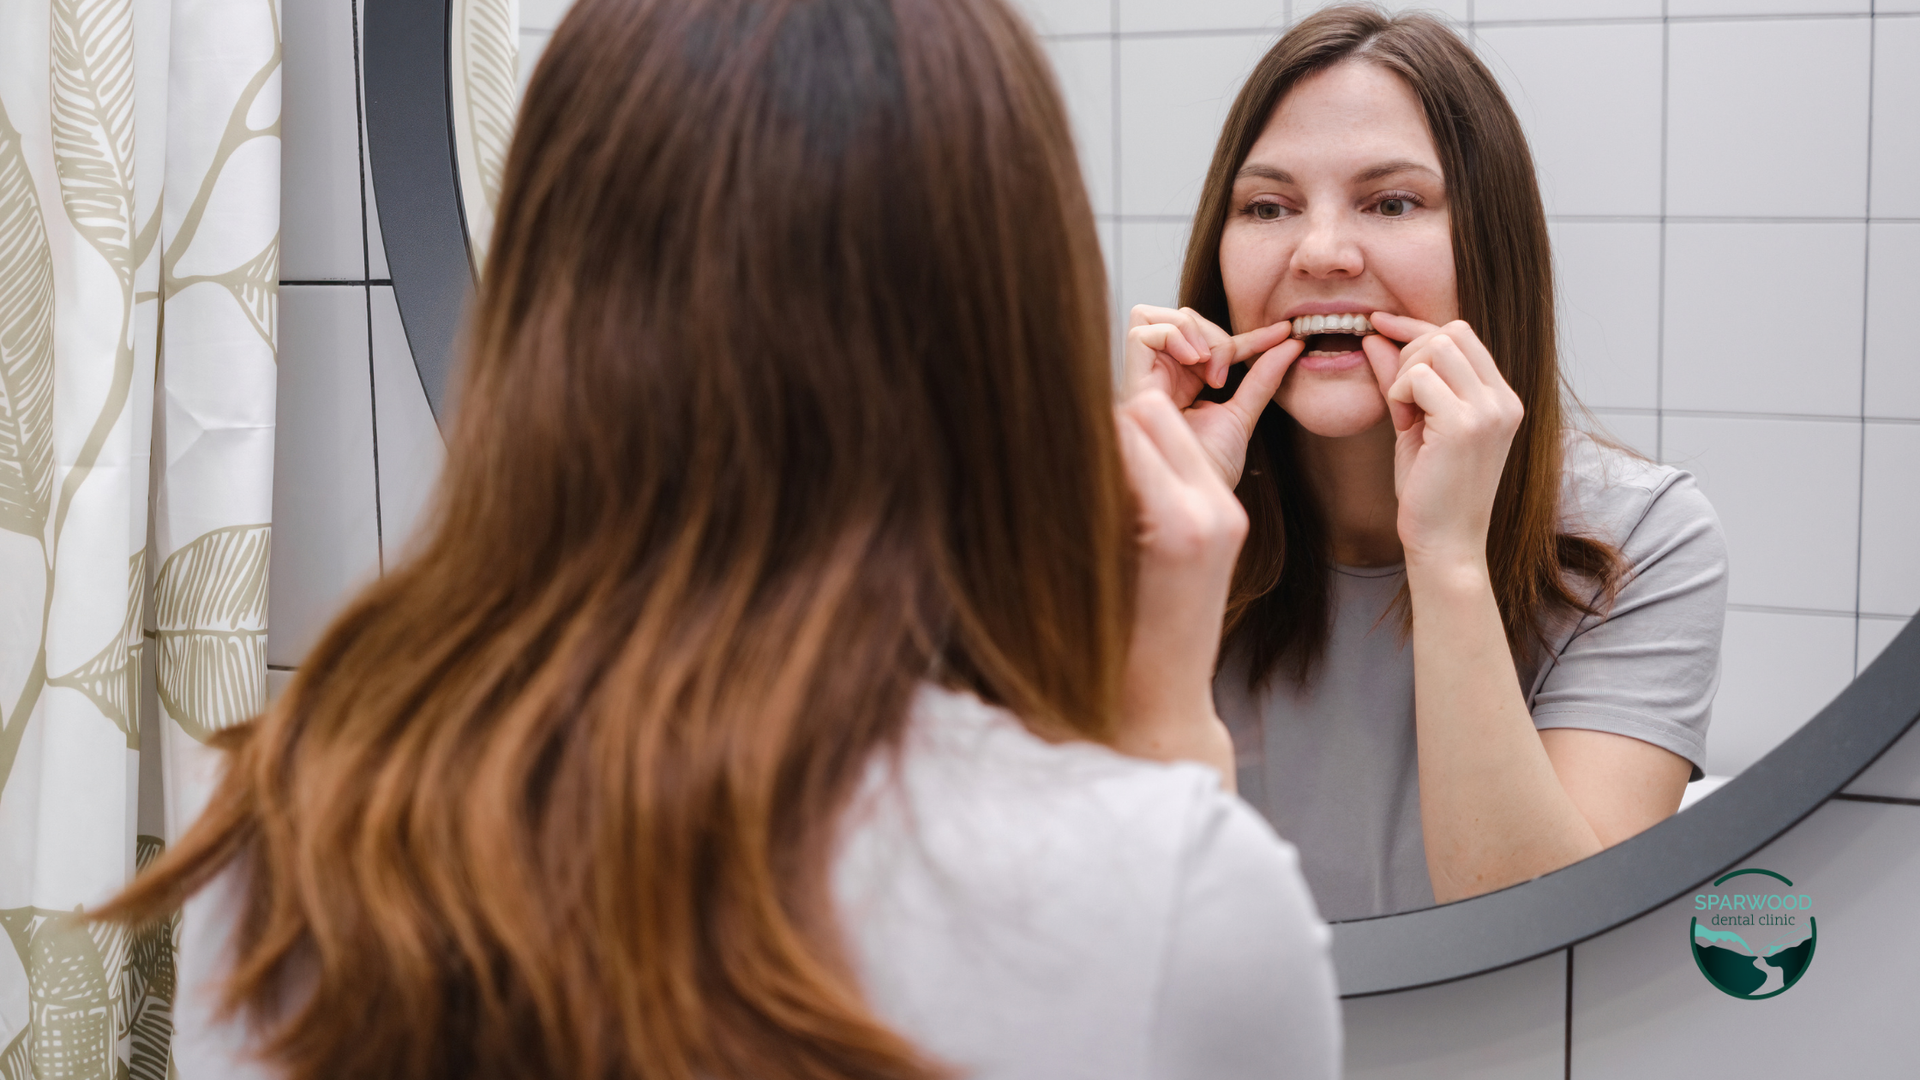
[1219,61,1457,438]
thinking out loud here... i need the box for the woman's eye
[1378,197,1413,217]
[1251,202,1283,221]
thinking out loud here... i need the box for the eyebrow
[1233,160,1443,185]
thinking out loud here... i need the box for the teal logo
[1690,868,1816,1000]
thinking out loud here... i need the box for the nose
[1289,208,1364,280]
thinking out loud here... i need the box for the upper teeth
[1291,313,1375,338]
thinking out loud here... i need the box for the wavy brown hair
[102,0,1128,1077]
[1187,5,1622,686]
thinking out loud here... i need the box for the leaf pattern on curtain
[155,524,270,742]
[0,908,133,1080]
[0,98,55,541]
[462,0,516,219]
[49,0,136,290]
[122,837,178,1080]
[48,550,146,748]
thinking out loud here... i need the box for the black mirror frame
[361,0,1920,998]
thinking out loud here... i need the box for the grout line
[266,664,297,672]
[279,278,394,286]
[1831,793,1920,808]
[1855,9,1877,675]
[350,0,386,573]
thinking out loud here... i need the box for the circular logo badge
[1690,868,1816,1000]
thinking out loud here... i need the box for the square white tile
[269,286,381,668]
[1121,0,1284,33]
[1871,16,1920,218]
[1045,38,1114,216]
[1583,411,1659,460]
[1879,0,1920,12]
[1477,23,1663,218]
[1572,800,1920,1076]
[1661,415,1859,612]
[518,29,551,98]
[1116,33,1277,217]
[1474,0,1662,18]
[1865,223,1920,420]
[1859,422,1920,619]
[1118,219,1193,313]
[1344,952,1565,1080]
[1709,609,1857,776]
[1661,223,1866,418]
[1844,618,1918,797]
[1669,0,1868,12]
[282,0,367,279]
[1294,0,1468,21]
[1551,222,1661,410]
[370,288,447,566]
[1010,0,1110,35]
[357,7,388,280]
[1666,19,1870,218]
[266,668,295,703]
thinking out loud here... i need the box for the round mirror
[366,0,1920,995]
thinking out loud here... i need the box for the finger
[1426,335,1486,398]
[1225,337,1302,422]
[1115,406,1183,520]
[1125,390,1224,490]
[1208,320,1293,389]
[1361,332,1403,398]
[1132,322,1205,366]
[1438,319,1506,388]
[1368,310,1440,345]
[1389,362,1465,423]
[1130,303,1182,330]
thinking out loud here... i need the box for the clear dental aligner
[1289,313,1376,339]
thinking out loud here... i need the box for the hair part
[1181,3,1623,687]
[101,2,1128,1078]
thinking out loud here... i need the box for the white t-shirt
[173,683,1342,1080]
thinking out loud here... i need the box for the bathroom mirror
[365,0,1920,994]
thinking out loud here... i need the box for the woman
[104,0,1339,1077]
[1127,5,1727,919]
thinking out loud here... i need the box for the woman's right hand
[1111,388,1249,787]
[1122,305,1301,489]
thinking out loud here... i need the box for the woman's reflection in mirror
[100,0,1343,1077]
[1126,4,1729,919]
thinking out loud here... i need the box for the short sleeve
[1528,465,1728,781]
[1148,793,1342,1080]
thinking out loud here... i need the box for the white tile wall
[370,288,446,565]
[1872,17,1920,219]
[1666,19,1870,219]
[269,286,381,667]
[1551,223,1662,411]
[1008,0,1108,35]
[1116,34,1274,218]
[1709,609,1857,776]
[281,0,366,279]
[1044,38,1114,216]
[1585,411,1659,461]
[1669,0,1868,13]
[1661,415,1859,613]
[1343,952,1566,1080]
[1477,23,1663,218]
[1474,0,1662,19]
[1119,0,1284,34]
[1857,615,1912,676]
[1844,638,1920,797]
[1865,223,1920,420]
[1570,800,1920,1077]
[1661,223,1866,417]
[1118,219,1191,314]
[1859,423,1920,619]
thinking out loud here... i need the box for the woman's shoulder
[1557,428,1722,552]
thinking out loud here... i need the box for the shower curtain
[0,0,279,1073]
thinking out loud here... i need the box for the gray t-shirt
[1215,434,1728,921]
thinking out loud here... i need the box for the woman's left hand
[1362,312,1524,570]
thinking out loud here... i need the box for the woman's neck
[1296,419,1402,568]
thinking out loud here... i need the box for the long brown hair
[103,1,1128,1077]
[1185,4,1621,686]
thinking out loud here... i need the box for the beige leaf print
[461,0,517,219]
[47,550,145,747]
[0,97,55,540]
[0,1024,24,1080]
[122,837,177,1080]
[0,907,124,1080]
[50,0,137,287]
[155,524,269,742]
